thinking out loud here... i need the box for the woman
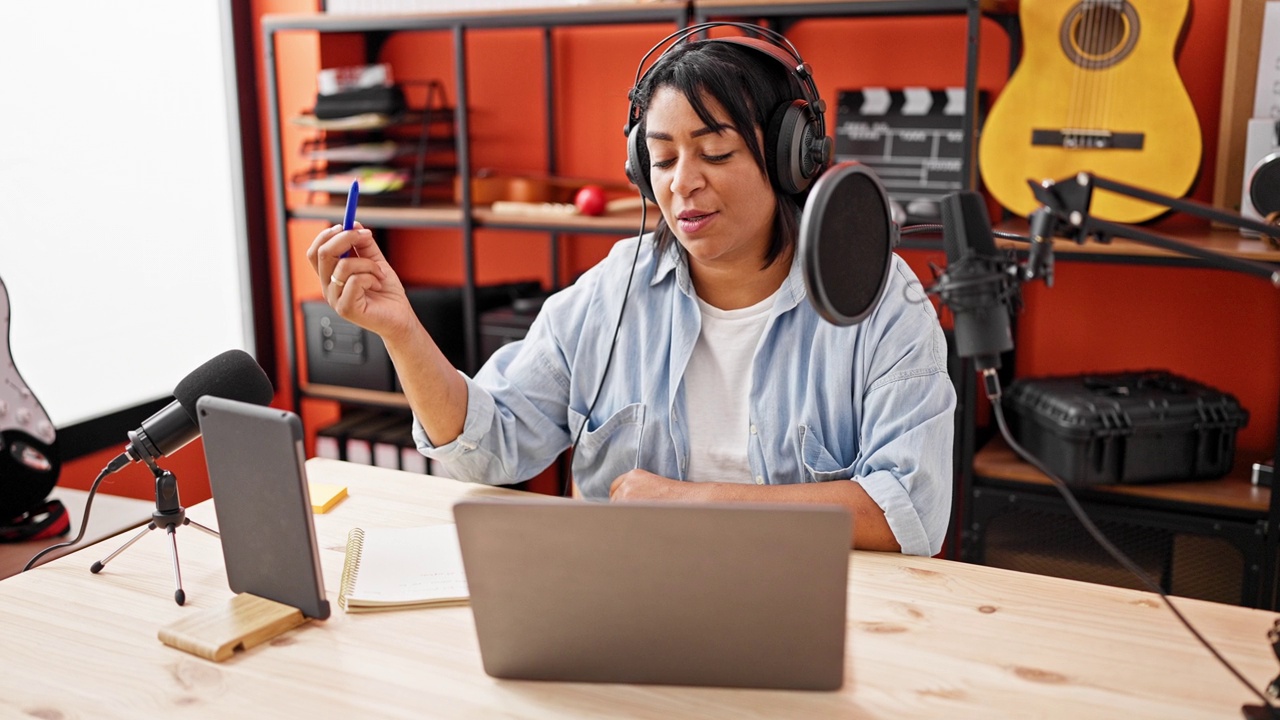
[307,26,955,556]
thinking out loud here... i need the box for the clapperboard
[835,87,984,223]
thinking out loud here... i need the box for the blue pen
[341,180,360,258]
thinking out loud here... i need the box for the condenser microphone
[799,161,897,326]
[936,191,1016,372]
[114,349,274,468]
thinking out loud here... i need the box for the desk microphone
[933,190,1017,372]
[108,349,275,471]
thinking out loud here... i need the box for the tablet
[196,396,330,620]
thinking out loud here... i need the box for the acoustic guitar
[0,275,61,526]
[978,0,1202,223]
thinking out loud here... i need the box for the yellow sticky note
[309,482,348,514]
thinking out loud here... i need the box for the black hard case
[1002,371,1249,486]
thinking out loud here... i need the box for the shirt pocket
[568,403,646,496]
[798,424,857,483]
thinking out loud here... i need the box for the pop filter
[798,161,897,326]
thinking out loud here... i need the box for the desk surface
[0,488,152,579]
[1,459,1277,719]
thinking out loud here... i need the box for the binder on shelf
[404,451,429,476]
[315,410,385,461]
[345,414,411,466]
[371,420,416,471]
[369,420,435,476]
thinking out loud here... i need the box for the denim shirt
[415,234,956,556]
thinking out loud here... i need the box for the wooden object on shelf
[455,172,634,205]
[490,196,649,216]
[977,0,1202,223]
[1213,0,1268,220]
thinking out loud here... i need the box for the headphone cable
[562,201,647,497]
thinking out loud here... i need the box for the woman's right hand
[306,222,416,343]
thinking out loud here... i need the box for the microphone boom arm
[1026,172,1280,287]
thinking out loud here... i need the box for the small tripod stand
[90,454,218,605]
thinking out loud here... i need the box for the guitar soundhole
[1059,2,1139,70]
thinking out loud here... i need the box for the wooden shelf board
[694,0,969,13]
[994,220,1280,264]
[264,2,688,33]
[301,383,411,409]
[973,435,1271,514]
[290,201,660,234]
[473,206,659,234]
[291,203,464,227]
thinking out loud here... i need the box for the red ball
[574,184,608,216]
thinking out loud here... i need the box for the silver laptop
[452,499,851,690]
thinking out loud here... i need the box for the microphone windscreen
[172,349,274,422]
[799,162,895,327]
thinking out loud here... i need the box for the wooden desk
[0,488,152,579]
[1,459,1278,718]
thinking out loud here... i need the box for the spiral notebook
[338,524,470,613]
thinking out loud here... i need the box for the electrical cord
[562,200,648,497]
[983,369,1277,711]
[22,453,132,572]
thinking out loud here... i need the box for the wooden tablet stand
[158,593,309,662]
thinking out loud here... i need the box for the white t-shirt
[683,289,777,483]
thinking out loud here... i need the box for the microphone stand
[1008,172,1280,719]
[1023,172,1280,286]
[89,452,218,606]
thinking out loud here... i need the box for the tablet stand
[158,592,308,662]
[89,454,218,606]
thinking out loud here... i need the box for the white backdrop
[0,1,253,429]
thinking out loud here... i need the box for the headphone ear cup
[766,99,825,195]
[625,123,657,204]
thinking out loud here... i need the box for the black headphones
[623,22,833,202]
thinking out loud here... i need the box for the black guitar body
[0,276,60,522]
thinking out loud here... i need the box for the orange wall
[275,1,1274,462]
[58,0,1270,504]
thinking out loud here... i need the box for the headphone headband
[623,21,832,199]
[624,22,822,135]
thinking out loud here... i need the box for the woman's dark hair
[629,40,805,268]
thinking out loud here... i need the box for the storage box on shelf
[1002,370,1249,487]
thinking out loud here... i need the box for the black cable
[984,371,1277,710]
[562,201,648,498]
[22,453,132,572]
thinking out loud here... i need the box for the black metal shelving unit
[262,0,1003,415]
[263,3,691,415]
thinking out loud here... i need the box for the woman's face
[644,86,777,273]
